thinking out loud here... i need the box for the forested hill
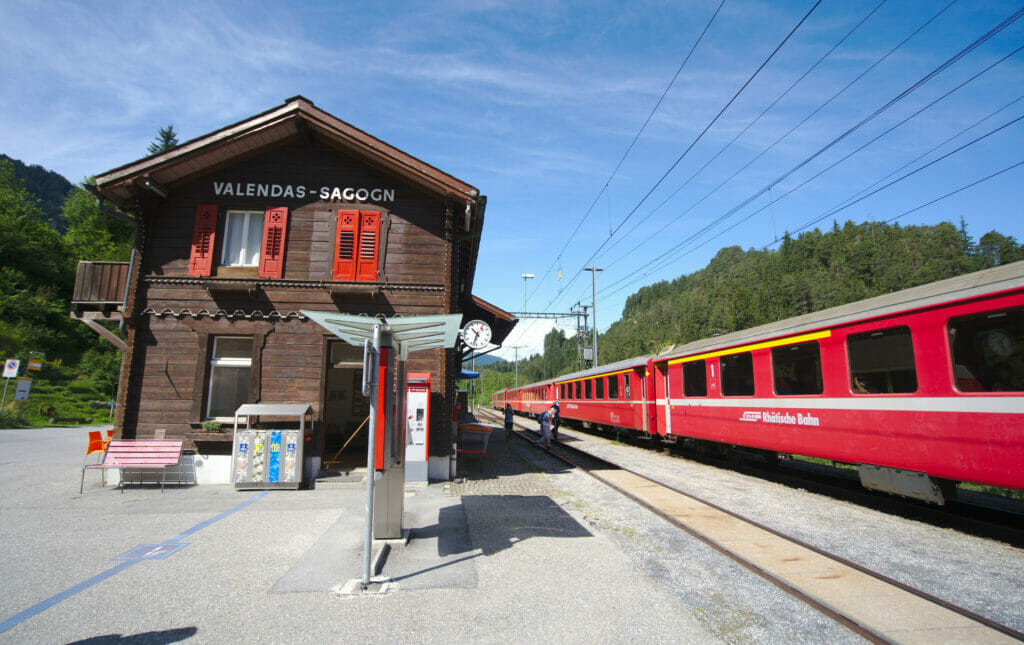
[1,156,133,427]
[479,219,1023,397]
[600,220,1023,363]
[0,154,74,232]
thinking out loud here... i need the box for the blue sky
[2,0,1022,359]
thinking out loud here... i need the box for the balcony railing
[70,261,130,351]
[72,261,130,310]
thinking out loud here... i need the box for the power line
[599,111,1024,300]
[545,0,827,312]
[595,0,894,263]
[529,0,728,302]
[596,7,1024,297]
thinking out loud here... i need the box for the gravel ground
[540,420,1024,635]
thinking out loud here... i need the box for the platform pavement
[0,423,723,644]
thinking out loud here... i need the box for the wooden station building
[72,96,514,482]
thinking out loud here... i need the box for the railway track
[477,408,1024,644]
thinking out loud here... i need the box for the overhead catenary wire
[528,0,729,304]
[599,111,1024,300]
[596,0,894,262]
[596,8,1024,297]
[595,0,957,272]
[544,0,827,312]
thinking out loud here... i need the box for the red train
[493,261,1024,504]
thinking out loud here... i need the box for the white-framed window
[206,336,252,419]
[221,210,264,267]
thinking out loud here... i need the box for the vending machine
[230,404,311,490]
[405,372,430,482]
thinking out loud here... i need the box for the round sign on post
[3,360,19,379]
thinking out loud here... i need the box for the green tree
[147,124,179,155]
[62,186,134,262]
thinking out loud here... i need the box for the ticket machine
[405,372,430,482]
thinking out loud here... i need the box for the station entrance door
[322,340,370,473]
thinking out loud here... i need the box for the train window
[585,379,592,399]
[721,352,754,396]
[772,342,823,395]
[683,360,707,397]
[596,377,605,399]
[624,374,631,398]
[848,326,917,394]
[608,375,619,399]
[574,381,581,399]
[949,307,1023,392]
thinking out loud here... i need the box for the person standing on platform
[550,403,560,441]
[535,404,556,448]
[504,404,514,439]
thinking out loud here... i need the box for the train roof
[510,261,1024,391]
[659,259,1024,364]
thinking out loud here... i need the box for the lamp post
[584,267,603,367]
[521,273,534,312]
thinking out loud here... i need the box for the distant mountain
[0,154,74,232]
[464,353,504,367]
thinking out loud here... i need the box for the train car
[553,355,655,434]
[506,261,1024,504]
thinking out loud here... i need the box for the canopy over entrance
[301,311,463,355]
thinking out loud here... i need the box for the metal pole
[585,268,603,367]
[0,377,9,413]
[361,324,382,589]
[521,273,534,312]
[514,347,519,388]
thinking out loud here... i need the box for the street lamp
[521,273,534,312]
[584,267,603,366]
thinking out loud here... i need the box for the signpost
[2,359,20,412]
[14,378,32,401]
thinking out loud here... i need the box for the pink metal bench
[80,440,184,493]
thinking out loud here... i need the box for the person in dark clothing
[550,403,560,441]
[504,404,514,439]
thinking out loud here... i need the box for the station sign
[28,352,43,371]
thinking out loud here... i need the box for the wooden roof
[90,95,481,209]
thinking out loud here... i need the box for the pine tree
[147,125,179,155]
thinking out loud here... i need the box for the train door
[656,361,671,436]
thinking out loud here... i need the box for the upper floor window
[222,211,263,267]
[188,204,289,278]
[334,210,381,281]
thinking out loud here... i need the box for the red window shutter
[188,204,218,277]
[355,211,380,282]
[258,207,288,279]
[332,210,359,281]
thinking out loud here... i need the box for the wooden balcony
[70,261,130,351]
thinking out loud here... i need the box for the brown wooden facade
[76,96,514,468]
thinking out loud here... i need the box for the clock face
[462,320,492,349]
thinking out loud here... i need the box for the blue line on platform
[0,491,268,634]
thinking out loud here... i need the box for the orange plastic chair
[86,431,105,455]
[82,430,112,489]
